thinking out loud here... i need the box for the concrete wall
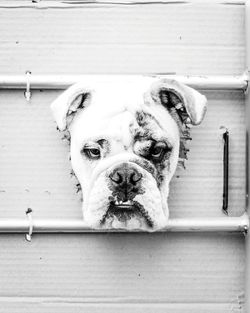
[0,1,246,312]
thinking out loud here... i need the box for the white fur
[51,77,207,231]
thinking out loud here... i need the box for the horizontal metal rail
[0,74,248,91]
[0,0,245,9]
[0,73,248,235]
[0,214,248,233]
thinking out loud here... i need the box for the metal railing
[0,214,248,234]
[0,73,248,91]
[0,72,248,236]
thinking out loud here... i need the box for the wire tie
[24,71,32,102]
[25,208,33,242]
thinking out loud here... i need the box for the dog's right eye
[82,148,101,160]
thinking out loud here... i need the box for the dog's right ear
[51,83,92,131]
[149,79,207,126]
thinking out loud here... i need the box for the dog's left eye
[151,146,163,157]
[83,148,101,160]
[150,142,169,159]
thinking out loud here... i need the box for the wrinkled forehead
[70,83,179,145]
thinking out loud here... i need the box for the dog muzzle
[82,154,168,231]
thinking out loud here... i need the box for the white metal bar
[0,215,248,233]
[0,74,248,91]
[0,0,245,9]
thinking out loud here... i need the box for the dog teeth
[114,199,122,205]
[113,199,133,206]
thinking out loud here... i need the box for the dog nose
[109,164,142,188]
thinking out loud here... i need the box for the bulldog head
[51,77,207,231]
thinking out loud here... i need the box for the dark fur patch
[133,111,172,186]
[168,108,191,168]
[157,90,192,168]
[132,158,157,179]
[135,111,163,135]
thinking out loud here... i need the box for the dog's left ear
[51,83,92,131]
[150,79,207,125]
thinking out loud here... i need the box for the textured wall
[0,1,246,312]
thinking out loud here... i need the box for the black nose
[109,163,142,191]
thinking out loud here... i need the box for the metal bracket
[25,208,33,242]
[24,71,32,102]
[222,129,229,215]
[243,70,250,95]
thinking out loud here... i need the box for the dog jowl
[51,78,207,231]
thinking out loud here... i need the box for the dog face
[51,77,207,231]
